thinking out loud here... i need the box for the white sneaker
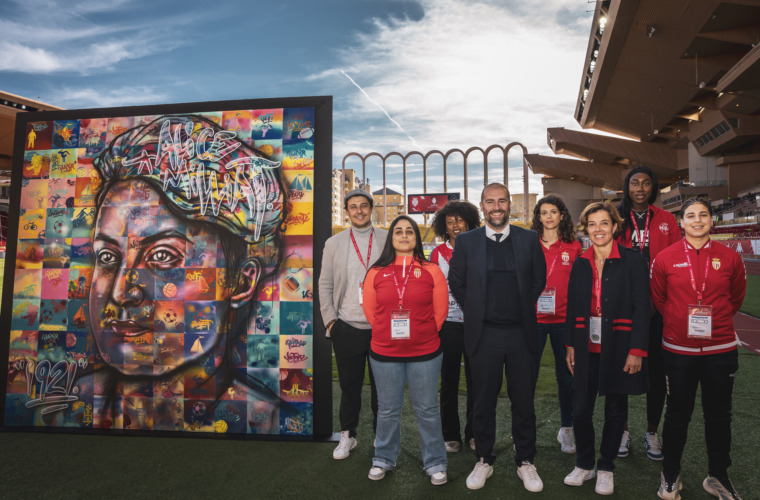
[333,430,357,460]
[617,430,631,458]
[466,459,494,490]
[557,427,576,454]
[563,466,596,486]
[595,470,614,495]
[517,461,544,493]
[430,471,447,486]
[644,432,664,460]
[469,438,476,451]
[444,441,460,453]
[368,466,386,481]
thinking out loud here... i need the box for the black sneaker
[657,471,682,500]
[703,476,742,500]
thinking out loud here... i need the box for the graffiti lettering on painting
[21,359,85,414]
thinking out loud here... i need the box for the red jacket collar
[581,242,621,261]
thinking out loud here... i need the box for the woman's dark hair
[617,166,659,238]
[531,195,577,243]
[679,197,713,219]
[370,215,428,269]
[578,201,624,238]
[430,200,481,240]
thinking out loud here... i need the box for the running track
[735,258,760,355]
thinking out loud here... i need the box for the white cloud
[314,0,593,197]
[49,86,168,108]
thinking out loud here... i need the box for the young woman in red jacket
[650,198,746,500]
[530,195,582,454]
[429,201,481,454]
[362,215,449,485]
[616,166,680,460]
[564,202,650,496]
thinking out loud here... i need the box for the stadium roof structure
[528,0,760,195]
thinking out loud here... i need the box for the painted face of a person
[89,181,228,375]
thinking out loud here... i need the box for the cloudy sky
[1,0,594,199]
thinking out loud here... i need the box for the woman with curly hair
[429,200,481,453]
[530,195,582,454]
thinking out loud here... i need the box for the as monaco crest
[659,223,669,234]
[561,251,570,263]
[414,267,421,278]
[712,258,721,270]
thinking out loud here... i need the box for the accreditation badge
[358,281,364,305]
[687,304,713,339]
[589,316,602,345]
[537,287,556,315]
[390,309,411,340]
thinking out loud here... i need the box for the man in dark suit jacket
[449,183,546,492]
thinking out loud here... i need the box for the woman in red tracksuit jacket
[362,215,449,485]
[616,166,680,460]
[650,198,746,500]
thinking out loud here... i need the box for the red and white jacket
[363,256,449,360]
[538,239,582,324]
[617,204,680,261]
[650,239,746,355]
[430,242,464,322]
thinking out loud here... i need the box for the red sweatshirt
[537,239,582,324]
[617,204,680,261]
[650,239,746,355]
[363,256,449,360]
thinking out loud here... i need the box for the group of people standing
[319,165,745,499]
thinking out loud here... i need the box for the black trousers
[331,320,378,438]
[439,321,473,444]
[662,349,738,479]
[574,353,628,472]
[469,325,537,466]
[646,313,667,428]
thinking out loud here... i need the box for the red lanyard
[629,209,650,251]
[391,257,413,309]
[350,228,374,271]
[545,243,560,281]
[592,260,602,316]
[682,239,711,304]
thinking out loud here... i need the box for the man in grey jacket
[319,188,387,459]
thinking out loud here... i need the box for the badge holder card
[687,304,713,339]
[537,287,556,315]
[390,309,411,340]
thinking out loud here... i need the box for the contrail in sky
[340,69,421,149]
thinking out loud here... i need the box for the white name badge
[358,281,364,305]
[589,316,602,345]
[537,288,556,315]
[688,304,713,339]
[390,309,411,340]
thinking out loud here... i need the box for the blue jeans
[535,322,574,427]
[370,354,447,474]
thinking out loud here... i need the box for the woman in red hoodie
[362,215,449,485]
[650,198,745,500]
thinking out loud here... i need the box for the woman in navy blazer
[563,202,649,495]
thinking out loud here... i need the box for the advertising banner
[407,192,460,214]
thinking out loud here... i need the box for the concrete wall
[541,177,604,223]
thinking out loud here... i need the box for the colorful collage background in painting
[6,108,316,436]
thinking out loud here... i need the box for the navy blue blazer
[448,225,546,357]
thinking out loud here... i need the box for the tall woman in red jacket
[650,198,745,500]
[616,166,680,460]
[531,195,582,454]
[564,202,650,496]
[362,215,449,485]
